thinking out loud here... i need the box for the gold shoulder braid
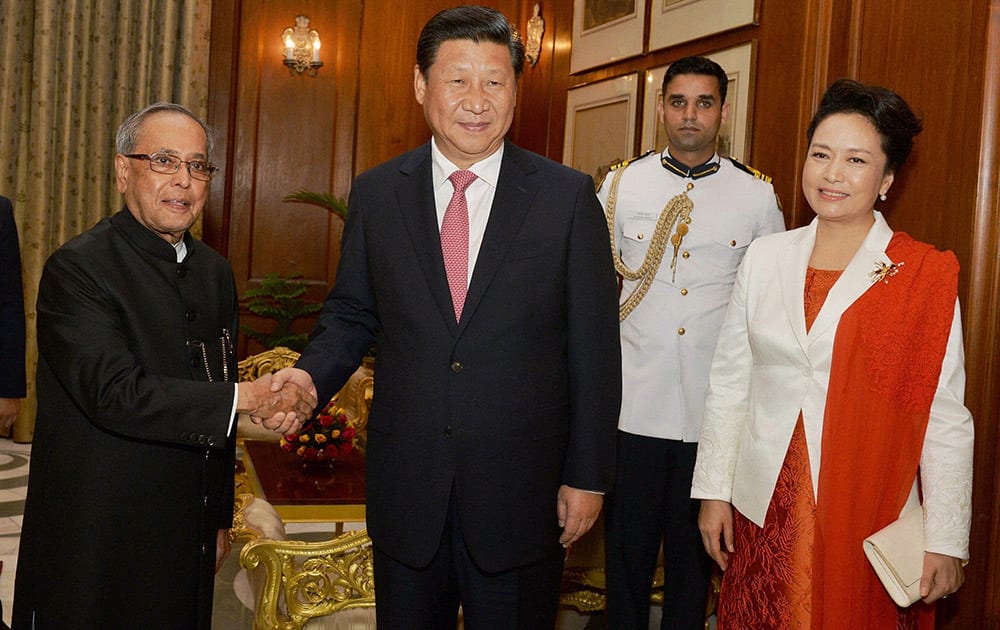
[727,157,772,183]
[606,164,694,321]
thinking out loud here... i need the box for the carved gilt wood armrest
[239,529,375,630]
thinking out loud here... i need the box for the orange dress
[716,267,836,628]
[718,234,956,629]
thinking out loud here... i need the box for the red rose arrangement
[280,401,357,462]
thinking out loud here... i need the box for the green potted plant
[283,188,348,219]
[240,273,321,352]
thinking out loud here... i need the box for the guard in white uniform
[599,55,785,629]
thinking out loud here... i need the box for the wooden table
[240,439,366,523]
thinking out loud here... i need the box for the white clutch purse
[862,506,923,607]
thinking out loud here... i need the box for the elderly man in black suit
[12,103,315,629]
[0,196,25,434]
[270,5,622,627]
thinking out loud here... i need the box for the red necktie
[441,170,477,322]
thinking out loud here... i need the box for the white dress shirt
[431,138,503,287]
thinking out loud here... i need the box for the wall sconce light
[282,14,323,76]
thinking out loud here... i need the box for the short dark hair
[661,56,729,104]
[416,5,525,78]
[806,79,922,173]
[115,102,214,157]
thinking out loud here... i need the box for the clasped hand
[237,372,318,435]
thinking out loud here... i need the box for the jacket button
[678,327,686,335]
[730,240,737,247]
[185,310,196,321]
[176,266,187,278]
[682,251,690,259]
[450,361,463,373]
[444,425,452,436]
[680,288,688,296]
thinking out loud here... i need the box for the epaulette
[596,151,655,190]
[727,157,772,184]
[610,150,656,172]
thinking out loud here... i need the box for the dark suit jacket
[297,141,622,573]
[0,196,26,398]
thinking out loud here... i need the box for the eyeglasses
[125,152,218,182]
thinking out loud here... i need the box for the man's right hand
[237,372,317,434]
[254,367,320,433]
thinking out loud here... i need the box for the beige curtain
[0,1,213,441]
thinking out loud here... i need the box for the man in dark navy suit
[270,5,622,627]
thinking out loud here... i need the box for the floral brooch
[869,260,904,284]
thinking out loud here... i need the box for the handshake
[236,367,320,436]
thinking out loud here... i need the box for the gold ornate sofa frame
[239,528,375,630]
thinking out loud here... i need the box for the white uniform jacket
[599,151,784,441]
[691,212,973,559]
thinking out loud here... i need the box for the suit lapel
[395,144,460,330]
[458,143,536,330]
[806,212,895,345]
[777,223,815,353]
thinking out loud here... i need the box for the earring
[879,193,887,202]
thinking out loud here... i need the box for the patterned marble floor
[0,439,30,628]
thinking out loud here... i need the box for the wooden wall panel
[965,9,1000,628]
[208,0,361,354]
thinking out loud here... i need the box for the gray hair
[115,102,214,157]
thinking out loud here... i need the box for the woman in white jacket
[691,79,973,629]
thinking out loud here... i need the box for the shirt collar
[660,148,721,180]
[431,137,504,191]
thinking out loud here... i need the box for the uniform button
[730,240,737,247]
[176,266,187,278]
[179,432,189,440]
[185,310,196,321]
[637,233,645,240]
[444,425,453,436]
[450,361,463,373]
[207,436,216,446]
[682,251,690,259]
[680,288,688,296]
[678,327,686,335]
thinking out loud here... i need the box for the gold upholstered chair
[230,494,376,630]
[232,349,377,628]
